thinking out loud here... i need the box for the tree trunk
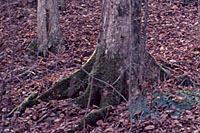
[35,0,65,56]
[74,0,168,127]
[59,0,66,11]
[12,0,168,129]
[76,0,167,105]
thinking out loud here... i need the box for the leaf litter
[0,0,200,132]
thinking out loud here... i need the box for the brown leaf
[175,95,186,102]
[54,118,61,122]
[145,125,155,130]
[185,110,192,115]
[96,120,103,126]
[105,127,114,132]
[186,114,195,120]
[160,114,168,122]
[193,130,200,133]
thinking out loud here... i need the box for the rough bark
[13,0,169,129]
[59,0,66,11]
[28,0,65,56]
[75,0,168,128]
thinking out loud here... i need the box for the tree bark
[35,0,65,56]
[13,0,169,129]
[59,0,66,11]
[75,0,167,106]
[75,0,168,127]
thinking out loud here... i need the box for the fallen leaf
[145,125,155,130]
[105,127,114,132]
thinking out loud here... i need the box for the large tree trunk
[12,0,168,129]
[75,0,167,107]
[34,0,65,56]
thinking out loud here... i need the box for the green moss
[27,39,38,56]
[75,53,126,108]
[94,54,125,107]
[78,106,112,129]
[10,50,97,116]
[75,80,101,108]
[74,85,90,107]
[146,52,169,82]
[95,55,123,84]
[10,91,39,115]
[39,50,97,100]
[99,92,120,107]
[18,91,39,111]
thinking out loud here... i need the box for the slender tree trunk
[37,0,48,56]
[36,0,64,56]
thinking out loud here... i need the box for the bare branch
[80,66,128,103]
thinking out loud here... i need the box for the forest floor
[0,0,200,132]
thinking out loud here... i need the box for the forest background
[0,0,200,132]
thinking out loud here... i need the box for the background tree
[28,0,65,56]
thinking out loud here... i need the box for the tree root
[9,50,96,116]
[77,105,113,130]
[175,75,199,87]
[27,38,38,56]
[8,91,39,116]
[39,49,96,101]
[11,49,198,131]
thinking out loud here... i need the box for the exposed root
[26,35,66,57]
[175,75,198,87]
[10,49,187,132]
[39,49,96,101]
[8,91,39,116]
[9,50,96,116]
[77,105,113,130]
[27,38,38,56]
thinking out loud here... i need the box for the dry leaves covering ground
[0,0,200,132]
